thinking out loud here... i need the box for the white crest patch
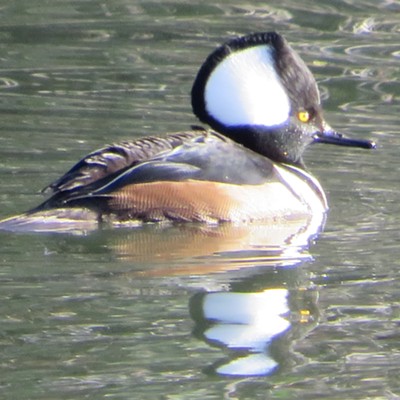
[205,45,291,127]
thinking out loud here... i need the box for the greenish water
[0,1,399,399]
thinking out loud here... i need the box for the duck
[0,31,375,232]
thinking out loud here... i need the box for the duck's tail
[0,208,100,235]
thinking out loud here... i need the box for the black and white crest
[191,32,320,133]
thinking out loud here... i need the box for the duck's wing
[91,132,275,193]
[43,130,202,195]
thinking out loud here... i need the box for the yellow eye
[297,110,310,123]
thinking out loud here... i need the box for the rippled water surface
[0,1,399,399]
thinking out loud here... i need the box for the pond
[0,1,399,399]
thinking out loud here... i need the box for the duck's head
[191,32,375,167]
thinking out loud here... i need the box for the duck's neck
[218,125,307,168]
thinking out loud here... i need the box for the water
[0,1,399,398]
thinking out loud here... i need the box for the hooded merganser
[0,32,375,231]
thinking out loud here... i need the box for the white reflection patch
[205,45,290,127]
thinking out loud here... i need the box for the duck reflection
[98,211,325,274]
[190,284,318,377]
[21,213,322,377]
[100,218,322,378]
[190,289,290,376]
[42,213,324,275]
